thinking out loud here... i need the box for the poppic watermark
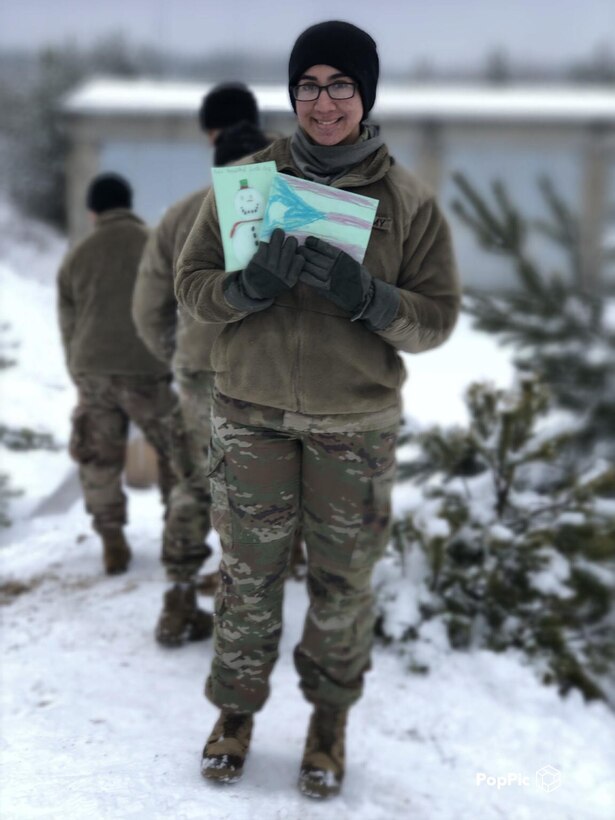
[476,773,530,789]
[475,766,561,792]
[535,765,562,793]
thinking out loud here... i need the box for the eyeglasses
[292,81,357,102]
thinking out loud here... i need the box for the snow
[603,299,615,333]
[64,78,615,124]
[488,524,515,542]
[577,459,613,488]
[0,197,68,286]
[3,499,615,819]
[584,343,613,366]
[63,77,291,117]
[2,200,615,819]
[372,549,430,640]
[530,549,574,598]
[530,407,585,445]
[0,199,74,521]
[401,316,513,428]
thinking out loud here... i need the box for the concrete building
[63,78,615,289]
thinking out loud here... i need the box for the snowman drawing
[230,179,265,268]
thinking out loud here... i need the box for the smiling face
[295,64,363,147]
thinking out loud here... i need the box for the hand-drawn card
[260,173,379,263]
[212,161,277,271]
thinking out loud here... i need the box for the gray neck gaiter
[290,125,384,185]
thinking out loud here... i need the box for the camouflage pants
[162,369,215,581]
[206,391,398,714]
[69,374,176,532]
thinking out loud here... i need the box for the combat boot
[155,582,213,647]
[201,710,254,783]
[299,706,347,799]
[100,528,132,575]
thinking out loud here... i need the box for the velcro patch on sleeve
[373,216,392,231]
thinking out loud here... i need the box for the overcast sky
[2,0,614,73]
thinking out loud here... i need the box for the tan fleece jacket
[57,209,168,378]
[132,188,223,372]
[175,137,460,416]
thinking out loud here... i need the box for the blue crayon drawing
[260,173,379,263]
[261,175,324,234]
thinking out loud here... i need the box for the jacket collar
[95,209,144,228]
[251,136,391,189]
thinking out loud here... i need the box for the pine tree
[379,377,615,703]
[6,34,145,229]
[450,173,615,459]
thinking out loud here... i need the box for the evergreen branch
[492,180,525,252]
[536,176,580,246]
[451,173,512,253]
[535,176,584,285]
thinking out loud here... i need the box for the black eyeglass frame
[292,81,358,102]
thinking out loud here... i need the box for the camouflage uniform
[133,189,220,580]
[205,391,399,713]
[163,367,215,580]
[57,208,177,534]
[70,374,176,532]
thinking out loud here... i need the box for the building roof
[63,77,615,124]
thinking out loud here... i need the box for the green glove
[298,236,400,331]
[224,228,303,312]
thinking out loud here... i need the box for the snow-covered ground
[1,200,614,819]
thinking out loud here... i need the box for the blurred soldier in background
[133,83,270,647]
[57,174,177,576]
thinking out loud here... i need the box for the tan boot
[155,582,213,647]
[100,528,132,575]
[299,706,347,799]
[201,710,254,783]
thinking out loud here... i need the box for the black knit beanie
[213,121,270,166]
[199,82,259,131]
[288,21,379,118]
[86,173,132,214]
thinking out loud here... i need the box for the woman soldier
[176,20,460,799]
